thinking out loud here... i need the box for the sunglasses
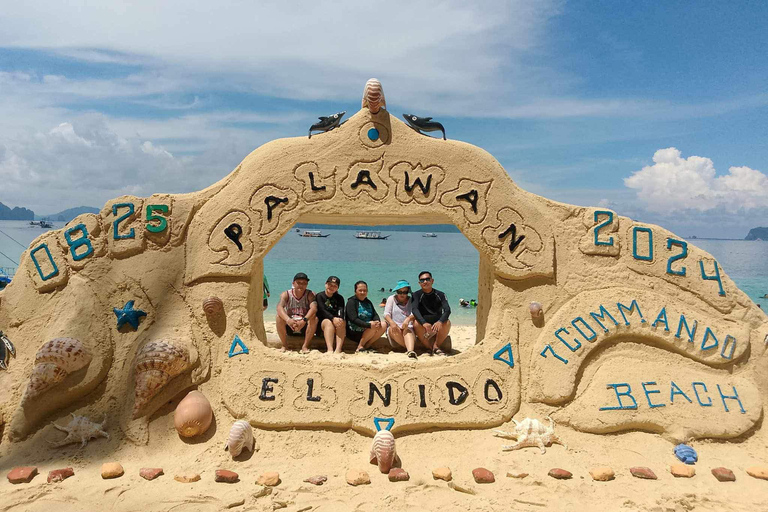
[396,290,409,295]
[419,278,432,283]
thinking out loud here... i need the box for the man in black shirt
[315,276,346,354]
[412,271,452,355]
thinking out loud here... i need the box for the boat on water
[299,230,330,238]
[29,220,53,228]
[355,231,389,240]
[0,268,14,291]
[423,232,437,237]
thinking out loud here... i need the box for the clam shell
[225,419,254,458]
[202,296,223,316]
[133,340,191,418]
[22,337,92,402]
[174,390,213,437]
[362,78,386,114]
[369,429,397,473]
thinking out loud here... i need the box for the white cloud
[624,147,768,214]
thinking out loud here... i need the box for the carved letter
[224,223,243,251]
[418,384,427,408]
[456,190,479,214]
[306,378,321,402]
[446,381,469,406]
[368,382,392,406]
[404,171,432,195]
[498,223,525,252]
[260,377,279,401]
[264,196,289,221]
[484,379,503,403]
[308,172,326,192]
[351,170,378,190]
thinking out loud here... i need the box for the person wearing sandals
[315,276,345,354]
[384,280,418,359]
[412,271,452,355]
[276,272,318,353]
[345,280,387,353]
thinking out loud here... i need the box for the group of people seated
[275,271,452,358]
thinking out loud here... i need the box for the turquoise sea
[1,221,767,325]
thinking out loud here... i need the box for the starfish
[113,300,147,330]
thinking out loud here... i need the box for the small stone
[7,466,38,484]
[746,466,768,480]
[432,467,452,481]
[506,471,529,479]
[303,475,327,485]
[139,468,164,481]
[101,463,124,479]
[670,463,696,478]
[548,468,573,480]
[253,485,273,498]
[589,467,614,481]
[226,499,246,509]
[448,481,476,495]
[47,468,74,483]
[472,467,495,483]
[174,472,201,483]
[630,467,657,480]
[345,469,371,486]
[216,470,240,483]
[256,471,280,486]
[388,468,410,482]
[712,467,736,482]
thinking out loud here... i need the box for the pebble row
[6,464,768,486]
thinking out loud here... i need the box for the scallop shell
[362,78,386,114]
[22,337,92,403]
[202,296,223,316]
[529,302,543,318]
[225,419,254,458]
[174,390,213,438]
[369,429,397,473]
[133,340,191,418]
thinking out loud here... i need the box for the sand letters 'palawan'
[0,79,766,452]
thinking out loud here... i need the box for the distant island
[295,223,460,233]
[745,227,768,241]
[36,206,100,222]
[0,201,34,220]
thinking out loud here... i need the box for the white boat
[423,232,437,237]
[355,231,389,240]
[299,230,330,238]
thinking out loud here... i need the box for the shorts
[419,314,442,325]
[347,328,364,343]
[285,324,307,337]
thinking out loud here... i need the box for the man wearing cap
[276,272,318,353]
[412,271,452,355]
[315,276,346,354]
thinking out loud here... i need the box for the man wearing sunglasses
[412,271,452,355]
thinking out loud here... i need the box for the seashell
[529,302,543,318]
[369,429,398,473]
[362,78,386,114]
[225,419,254,458]
[674,443,698,465]
[22,337,92,402]
[133,340,191,418]
[493,416,566,454]
[174,390,213,437]
[50,413,109,448]
[202,296,223,316]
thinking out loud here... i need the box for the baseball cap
[293,272,310,282]
[326,276,340,285]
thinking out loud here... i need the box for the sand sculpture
[0,79,766,450]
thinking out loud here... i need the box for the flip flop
[300,348,311,354]
[406,350,418,359]
[433,348,446,356]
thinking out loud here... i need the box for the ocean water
[2,221,767,324]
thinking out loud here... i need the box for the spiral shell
[529,301,543,318]
[174,390,213,438]
[133,340,191,418]
[22,337,92,403]
[225,419,254,458]
[202,296,223,316]
[362,78,386,114]
[369,429,397,473]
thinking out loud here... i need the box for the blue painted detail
[692,382,712,407]
[666,238,688,276]
[555,327,581,352]
[64,223,94,261]
[599,383,638,411]
[374,417,395,431]
[571,317,597,342]
[674,314,698,343]
[593,210,614,246]
[30,243,59,281]
[632,226,653,261]
[670,381,692,403]
[674,444,698,465]
[617,299,646,325]
[717,384,745,413]
[701,327,719,351]
[642,381,665,408]
[540,344,568,364]
[112,203,136,240]
[493,343,515,368]
[367,128,380,141]
[113,300,147,330]
[651,307,670,332]
[721,335,736,360]
[229,335,249,357]
[590,305,619,332]
[699,260,725,297]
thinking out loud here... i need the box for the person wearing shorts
[345,280,387,353]
[412,271,452,355]
[384,280,417,359]
[315,276,345,354]
[276,272,318,353]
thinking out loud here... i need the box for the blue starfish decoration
[113,300,147,330]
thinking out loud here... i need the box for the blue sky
[0,1,766,238]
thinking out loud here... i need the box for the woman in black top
[345,281,387,353]
[315,276,346,354]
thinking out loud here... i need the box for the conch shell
[22,337,92,403]
[133,340,191,418]
[174,390,213,437]
[362,78,386,114]
[225,419,254,458]
[369,429,399,473]
[202,296,223,316]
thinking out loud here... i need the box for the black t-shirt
[315,291,345,321]
[412,288,451,324]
